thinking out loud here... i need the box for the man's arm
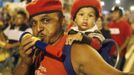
[13,45,33,75]
[13,59,31,75]
[71,43,133,75]
[13,34,37,75]
[120,37,130,51]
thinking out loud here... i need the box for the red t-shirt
[35,34,68,75]
[35,56,67,75]
[108,19,132,57]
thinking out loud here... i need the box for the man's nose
[36,21,44,32]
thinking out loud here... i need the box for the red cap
[71,0,102,20]
[26,0,62,17]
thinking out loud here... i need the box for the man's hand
[19,34,39,65]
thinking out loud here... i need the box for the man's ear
[59,16,65,27]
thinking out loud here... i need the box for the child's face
[111,11,121,21]
[74,7,97,31]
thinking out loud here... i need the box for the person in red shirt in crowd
[108,6,132,70]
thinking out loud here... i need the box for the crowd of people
[0,0,134,75]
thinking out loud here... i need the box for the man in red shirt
[14,0,134,75]
[108,6,132,70]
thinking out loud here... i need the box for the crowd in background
[0,0,134,75]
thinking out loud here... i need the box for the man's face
[15,14,26,26]
[74,7,96,31]
[31,12,63,44]
[111,11,121,21]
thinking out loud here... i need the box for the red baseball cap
[26,0,62,17]
[71,0,102,20]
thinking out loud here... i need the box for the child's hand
[66,33,82,45]
[88,33,105,42]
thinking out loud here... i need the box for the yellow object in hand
[0,51,10,62]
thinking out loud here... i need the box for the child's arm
[66,30,103,50]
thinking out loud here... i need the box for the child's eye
[88,14,94,17]
[78,13,84,16]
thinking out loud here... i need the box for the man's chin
[42,38,49,44]
[37,34,45,39]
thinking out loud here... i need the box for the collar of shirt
[71,25,98,33]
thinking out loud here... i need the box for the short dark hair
[17,10,27,18]
[111,6,123,17]
[56,10,64,19]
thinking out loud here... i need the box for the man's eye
[30,21,36,26]
[41,18,50,24]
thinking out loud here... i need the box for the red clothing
[108,19,132,57]
[35,34,68,75]
[90,37,102,50]
[35,56,67,75]
[46,34,67,58]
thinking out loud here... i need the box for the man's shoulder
[71,43,95,52]
[108,21,115,27]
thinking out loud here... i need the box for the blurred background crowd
[0,0,134,75]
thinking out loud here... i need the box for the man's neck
[49,30,64,44]
[113,17,122,23]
